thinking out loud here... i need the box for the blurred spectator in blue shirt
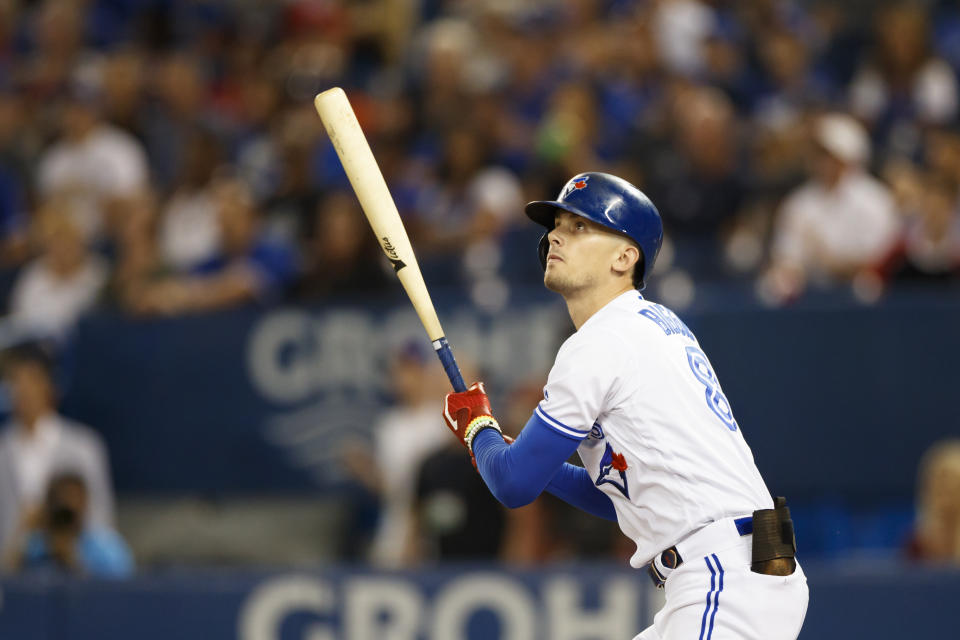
[0,164,27,269]
[409,127,524,298]
[131,177,296,315]
[0,85,30,269]
[142,52,215,194]
[752,27,836,124]
[5,472,132,578]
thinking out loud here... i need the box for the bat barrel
[432,337,467,392]
[316,87,463,391]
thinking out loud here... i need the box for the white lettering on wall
[430,574,537,640]
[545,576,639,639]
[236,572,648,640]
[246,305,564,406]
[246,303,566,483]
[247,310,317,404]
[344,578,424,640]
[238,575,335,640]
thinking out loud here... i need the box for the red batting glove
[442,382,503,453]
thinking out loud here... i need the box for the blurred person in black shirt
[643,85,746,278]
[414,435,506,562]
[294,190,390,300]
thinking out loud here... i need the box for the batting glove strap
[464,416,501,453]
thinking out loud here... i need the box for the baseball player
[442,173,808,639]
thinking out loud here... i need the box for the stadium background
[0,0,958,638]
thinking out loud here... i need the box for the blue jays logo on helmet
[562,176,590,196]
[525,172,664,290]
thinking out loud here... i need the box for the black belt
[647,516,753,588]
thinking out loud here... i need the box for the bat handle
[432,337,467,392]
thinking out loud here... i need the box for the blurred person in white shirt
[762,113,901,303]
[0,345,116,563]
[36,70,149,244]
[653,0,715,77]
[8,200,108,341]
[342,342,452,568]
[158,128,223,272]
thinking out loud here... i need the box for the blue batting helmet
[524,172,664,290]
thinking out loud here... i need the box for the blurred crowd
[0,0,959,347]
[1,0,960,575]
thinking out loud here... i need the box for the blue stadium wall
[1,563,957,639]
[48,286,959,505]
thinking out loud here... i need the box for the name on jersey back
[638,301,695,341]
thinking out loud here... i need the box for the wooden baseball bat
[314,87,467,392]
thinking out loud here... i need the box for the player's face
[543,211,629,295]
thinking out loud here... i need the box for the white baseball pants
[635,517,809,640]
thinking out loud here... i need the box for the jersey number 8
[685,346,738,432]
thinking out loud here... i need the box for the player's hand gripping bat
[314,87,467,392]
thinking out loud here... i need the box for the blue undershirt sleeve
[471,413,617,521]
[545,462,618,521]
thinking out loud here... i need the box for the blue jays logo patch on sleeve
[595,442,629,498]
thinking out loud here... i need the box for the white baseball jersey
[535,290,773,567]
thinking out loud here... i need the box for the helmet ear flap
[537,233,549,270]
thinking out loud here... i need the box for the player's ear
[612,243,640,278]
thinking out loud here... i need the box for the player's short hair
[622,237,644,290]
[632,255,645,290]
